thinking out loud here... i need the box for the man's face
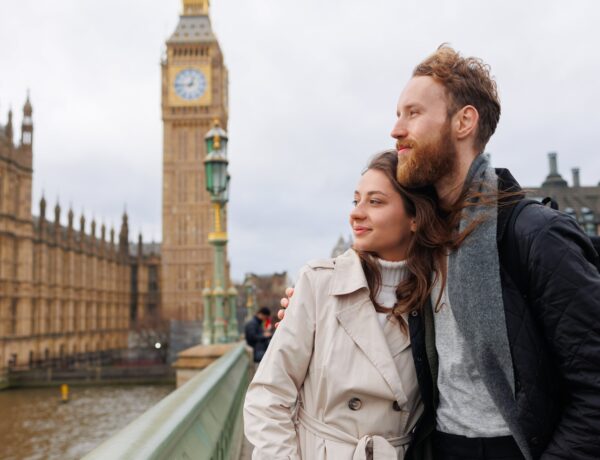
[391,76,457,188]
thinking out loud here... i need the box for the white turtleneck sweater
[375,258,410,327]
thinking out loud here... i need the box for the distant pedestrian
[244,307,272,365]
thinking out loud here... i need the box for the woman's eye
[369,199,382,205]
[352,200,358,206]
[409,110,418,117]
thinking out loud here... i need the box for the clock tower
[161,0,229,324]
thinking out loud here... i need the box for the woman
[243,150,447,459]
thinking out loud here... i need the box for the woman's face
[350,169,415,261]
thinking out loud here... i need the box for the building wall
[525,152,600,236]
[130,242,162,325]
[0,211,132,369]
[0,102,139,372]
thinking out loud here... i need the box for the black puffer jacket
[407,169,600,460]
[496,169,600,459]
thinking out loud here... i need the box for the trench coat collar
[331,249,410,407]
[329,249,369,296]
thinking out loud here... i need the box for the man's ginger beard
[396,120,457,188]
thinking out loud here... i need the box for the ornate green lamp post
[201,280,213,345]
[227,285,239,341]
[204,120,231,343]
[244,281,256,323]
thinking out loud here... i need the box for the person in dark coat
[244,307,272,363]
[280,45,600,460]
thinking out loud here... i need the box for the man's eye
[409,110,418,117]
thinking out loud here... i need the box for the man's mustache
[396,139,417,151]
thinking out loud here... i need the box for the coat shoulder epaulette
[306,258,335,270]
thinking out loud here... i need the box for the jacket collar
[495,167,524,244]
[329,249,369,296]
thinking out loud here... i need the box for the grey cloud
[2,0,599,281]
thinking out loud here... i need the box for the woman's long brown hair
[356,150,450,331]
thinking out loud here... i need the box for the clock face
[174,68,207,101]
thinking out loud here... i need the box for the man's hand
[275,287,294,327]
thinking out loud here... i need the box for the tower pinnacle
[21,92,33,147]
[183,0,209,16]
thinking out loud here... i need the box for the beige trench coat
[244,249,424,460]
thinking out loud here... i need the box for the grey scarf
[447,155,532,460]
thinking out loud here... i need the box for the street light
[203,119,238,343]
[227,285,239,341]
[244,281,256,323]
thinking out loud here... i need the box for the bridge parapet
[83,343,251,460]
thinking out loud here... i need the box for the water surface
[0,384,173,460]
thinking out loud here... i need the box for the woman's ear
[410,219,417,233]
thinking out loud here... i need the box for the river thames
[0,384,174,460]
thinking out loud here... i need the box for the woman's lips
[353,227,371,236]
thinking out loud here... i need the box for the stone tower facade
[161,0,229,323]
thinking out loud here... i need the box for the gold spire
[183,0,209,16]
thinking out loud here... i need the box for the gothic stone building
[0,99,160,372]
[1,0,236,371]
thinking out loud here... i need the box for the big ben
[161,0,229,324]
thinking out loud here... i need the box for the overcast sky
[1,0,599,281]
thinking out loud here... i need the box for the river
[0,384,174,460]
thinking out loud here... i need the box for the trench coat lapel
[383,314,410,356]
[331,250,409,407]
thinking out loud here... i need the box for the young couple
[243,46,600,460]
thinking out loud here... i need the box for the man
[245,307,273,365]
[281,46,600,459]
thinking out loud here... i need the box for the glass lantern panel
[212,160,228,194]
[205,161,214,193]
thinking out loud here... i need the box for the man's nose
[390,117,407,139]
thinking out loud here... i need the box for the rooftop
[167,15,215,44]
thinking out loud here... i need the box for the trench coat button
[392,401,402,412]
[348,397,362,411]
[411,310,419,317]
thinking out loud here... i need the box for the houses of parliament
[0,0,232,372]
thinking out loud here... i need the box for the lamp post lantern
[203,119,237,343]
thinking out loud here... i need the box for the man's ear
[454,105,479,141]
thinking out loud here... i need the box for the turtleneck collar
[376,258,409,288]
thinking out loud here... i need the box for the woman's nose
[350,204,366,221]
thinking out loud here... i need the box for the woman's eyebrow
[366,191,388,197]
[354,190,389,196]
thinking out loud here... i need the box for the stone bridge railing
[83,343,251,460]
